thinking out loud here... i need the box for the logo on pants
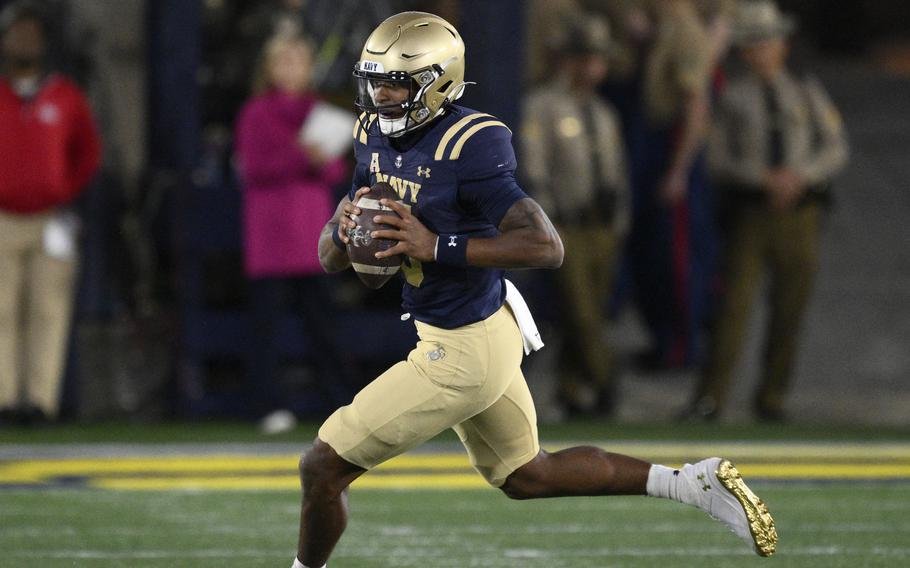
[426,345,447,362]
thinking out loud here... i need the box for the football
[346,181,404,289]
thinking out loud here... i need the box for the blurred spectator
[604,0,733,371]
[684,0,848,421]
[526,0,583,86]
[201,0,397,116]
[521,14,630,417]
[201,0,304,134]
[0,1,101,425]
[234,31,349,432]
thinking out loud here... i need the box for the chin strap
[378,114,410,136]
[374,77,474,137]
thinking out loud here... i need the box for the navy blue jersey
[349,105,528,329]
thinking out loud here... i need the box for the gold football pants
[319,304,539,487]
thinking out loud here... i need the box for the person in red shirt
[0,2,101,425]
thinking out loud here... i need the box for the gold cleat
[715,459,778,557]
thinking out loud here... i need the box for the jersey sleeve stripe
[447,120,510,160]
[353,113,366,143]
[434,113,492,161]
[359,115,378,144]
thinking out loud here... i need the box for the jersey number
[402,256,424,287]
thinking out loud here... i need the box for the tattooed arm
[467,197,564,269]
[372,196,563,270]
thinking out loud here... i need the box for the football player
[293,12,776,568]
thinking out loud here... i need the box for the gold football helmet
[354,12,468,137]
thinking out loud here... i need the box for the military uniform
[521,76,629,412]
[615,0,720,369]
[709,74,848,192]
[691,1,849,419]
[526,0,584,85]
[643,0,716,126]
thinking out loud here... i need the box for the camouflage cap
[548,13,614,56]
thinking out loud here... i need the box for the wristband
[331,226,347,251]
[435,233,468,267]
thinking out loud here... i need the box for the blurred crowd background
[1,0,908,430]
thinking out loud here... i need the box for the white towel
[43,211,79,261]
[504,279,544,355]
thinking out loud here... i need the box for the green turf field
[2,422,909,567]
[3,485,910,567]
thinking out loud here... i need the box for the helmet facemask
[354,12,469,138]
[354,62,451,137]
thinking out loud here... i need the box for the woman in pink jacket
[234,31,348,432]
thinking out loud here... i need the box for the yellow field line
[562,443,910,460]
[5,464,910,490]
[3,442,909,474]
[79,463,910,491]
[737,464,910,478]
[91,474,488,491]
[90,476,302,491]
[0,454,470,483]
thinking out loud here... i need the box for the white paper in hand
[299,101,355,160]
[43,211,80,261]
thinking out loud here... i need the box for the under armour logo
[696,473,711,492]
[448,236,458,247]
[417,166,431,178]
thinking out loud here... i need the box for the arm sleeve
[796,78,849,186]
[458,171,528,227]
[66,89,102,199]
[673,5,714,96]
[456,121,518,181]
[456,124,528,226]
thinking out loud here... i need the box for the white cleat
[681,457,778,557]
